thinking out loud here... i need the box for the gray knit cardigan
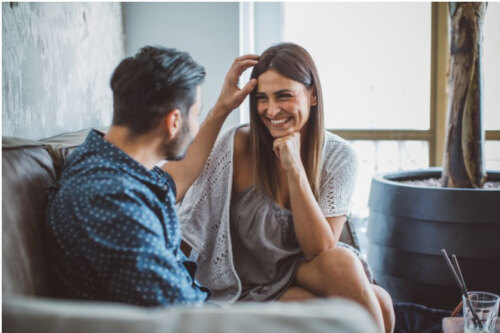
[178,126,358,304]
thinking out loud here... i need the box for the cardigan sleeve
[176,126,242,304]
[177,127,235,252]
[318,134,358,218]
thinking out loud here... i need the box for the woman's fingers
[236,78,257,100]
[235,59,259,74]
[215,54,259,113]
[273,147,280,159]
[233,54,259,64]
[227,59,259,83]
[273,132,302,171]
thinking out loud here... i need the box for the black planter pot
[367,168,500,310]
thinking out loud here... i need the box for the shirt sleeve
[319,139,359,217]
[76,188,206,307]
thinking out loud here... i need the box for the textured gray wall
[2,2,125,140]
[123,2,240,132]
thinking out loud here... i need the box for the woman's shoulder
[321,131,358,171]
[208,125,244,158]
[233,125,252,193]
[234,125,250,157]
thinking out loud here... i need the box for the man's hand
[273,132,304,174]
[213,55,259,116]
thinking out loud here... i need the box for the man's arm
[163,55,258,202]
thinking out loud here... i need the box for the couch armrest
[3,295,378,333]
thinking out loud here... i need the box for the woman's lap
[278,285,317,302]
[293,247,369,297]
[276,244,374,301]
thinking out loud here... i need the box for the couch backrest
[2,139,57,297]
[2,130,92,297]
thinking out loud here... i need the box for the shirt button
[162,185,168,191]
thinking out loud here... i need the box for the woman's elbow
[304,240,336,261]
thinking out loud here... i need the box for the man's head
[110,46,205,160]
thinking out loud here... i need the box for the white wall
[123,2,241,132]
[255,3,283,55]
[2,2,124,140]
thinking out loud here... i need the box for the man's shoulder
[48,172,166,235]
[53,173,130,211]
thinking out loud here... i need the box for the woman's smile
[267,116,293,128]
[256,69,314,138]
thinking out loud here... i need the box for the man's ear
[163,109,182,139]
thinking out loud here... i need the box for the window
[284,3,431,130]
[280,3,500,252]
[484,2,500,132]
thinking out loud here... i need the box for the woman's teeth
[271,118,290,125]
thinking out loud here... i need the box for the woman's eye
[278,94,292,99]
[256,96,267,101]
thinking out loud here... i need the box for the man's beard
[163,121,193,161]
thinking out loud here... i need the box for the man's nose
[190,120,200,137]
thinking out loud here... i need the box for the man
[45,46,258,306]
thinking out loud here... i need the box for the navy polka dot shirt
[45,130,209,307]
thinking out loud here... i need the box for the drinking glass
[463,291,500,333]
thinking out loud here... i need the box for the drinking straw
[440,249,483,330]
[451,254,484,330]
[451,255,469,294]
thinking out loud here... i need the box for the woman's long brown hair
[249,43,325,201]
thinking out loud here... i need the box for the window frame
[327,3,500,167]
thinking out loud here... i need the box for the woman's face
[255,69,316,138]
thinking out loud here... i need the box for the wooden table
[442,317,500,333]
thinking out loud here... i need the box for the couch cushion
[41,128,104,177]
[2,138,57,297]
[3,295,379,333]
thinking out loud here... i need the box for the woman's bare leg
[278,285,317,302]
[372,285,395,333]
[294,247,386,333]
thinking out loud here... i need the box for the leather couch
[2,129,377,333]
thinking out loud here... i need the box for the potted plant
[366,2,500,310]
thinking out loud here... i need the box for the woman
[179,43,394,333]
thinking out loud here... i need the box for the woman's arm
[273,132,345,261]
[163,55,258,202]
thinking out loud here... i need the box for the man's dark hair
[110,46,205,136]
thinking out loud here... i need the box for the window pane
[484,3,500,131]
[349,140,429,214]
[284,3,431,130]
[485,141,500,170]
[348,140,429,253]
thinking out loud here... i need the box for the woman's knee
[373,285,394,314]
[315,247,364,278]
[372,285,395,333]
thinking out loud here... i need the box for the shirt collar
[82,129,169,187]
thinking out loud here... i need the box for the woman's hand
[163,54,258,202]
[273,132,304,174]
[214,54,259,116]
